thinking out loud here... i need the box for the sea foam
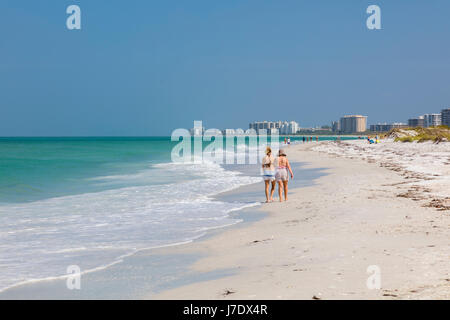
[0,159,260,292]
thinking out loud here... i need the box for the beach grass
[388,126,450,143]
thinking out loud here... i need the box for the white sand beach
[154,139,450,300]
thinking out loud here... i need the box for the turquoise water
[0,137,177,203]
[0,135,358,292]
[0,136,261,292]
[1,135,354,203]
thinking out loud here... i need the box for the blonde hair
[265,146,272,155]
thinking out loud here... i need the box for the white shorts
[262,169,275,181]
[275,168,288,181]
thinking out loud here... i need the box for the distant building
[249,121,270,134]
[221,128,246,136]
[390,123,408,130]
[222,129,235,136]
[190,121,205,136]
[288,121,299,135]
[339,115,367,134]
[235,128,245,135]
[331,121,340,133]
[249,120,299,135]
[279,121,299,135]
[441,108,450,127]
[408,116,425,128]
[279,122,289,135]
[274,121,283,129]
[269,128,279,135]
[370,123,407,132]
[423,114,442,127]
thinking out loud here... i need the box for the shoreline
[0,193,262,299]
[2,140,448,299]
[153,141,450,300]
[0,158,323,299]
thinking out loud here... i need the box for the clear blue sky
[1,0,450,136]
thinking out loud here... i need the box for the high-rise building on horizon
[287,121,299,135]
[339,115,367,134]
[423,114,442,127]
[249,120,299,135]
[441,108,450,127]
[370,123,407,132]
[408,116,425,128]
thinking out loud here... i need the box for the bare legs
[283,181,288,201]
[265,180,276,202]
[277,180,289,201]
[270,181,275,201]
[278,181,283,201]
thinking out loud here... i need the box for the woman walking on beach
[275,149,294,201]
[262,146,276,203]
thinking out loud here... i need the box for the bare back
[277,156,288,168]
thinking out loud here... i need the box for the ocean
[0,135,358,294]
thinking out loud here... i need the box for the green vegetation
[389,126,450,143]
[397,136,415,143]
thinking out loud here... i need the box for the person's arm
[287,159,294,179]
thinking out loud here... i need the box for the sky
[1,0,450,136]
